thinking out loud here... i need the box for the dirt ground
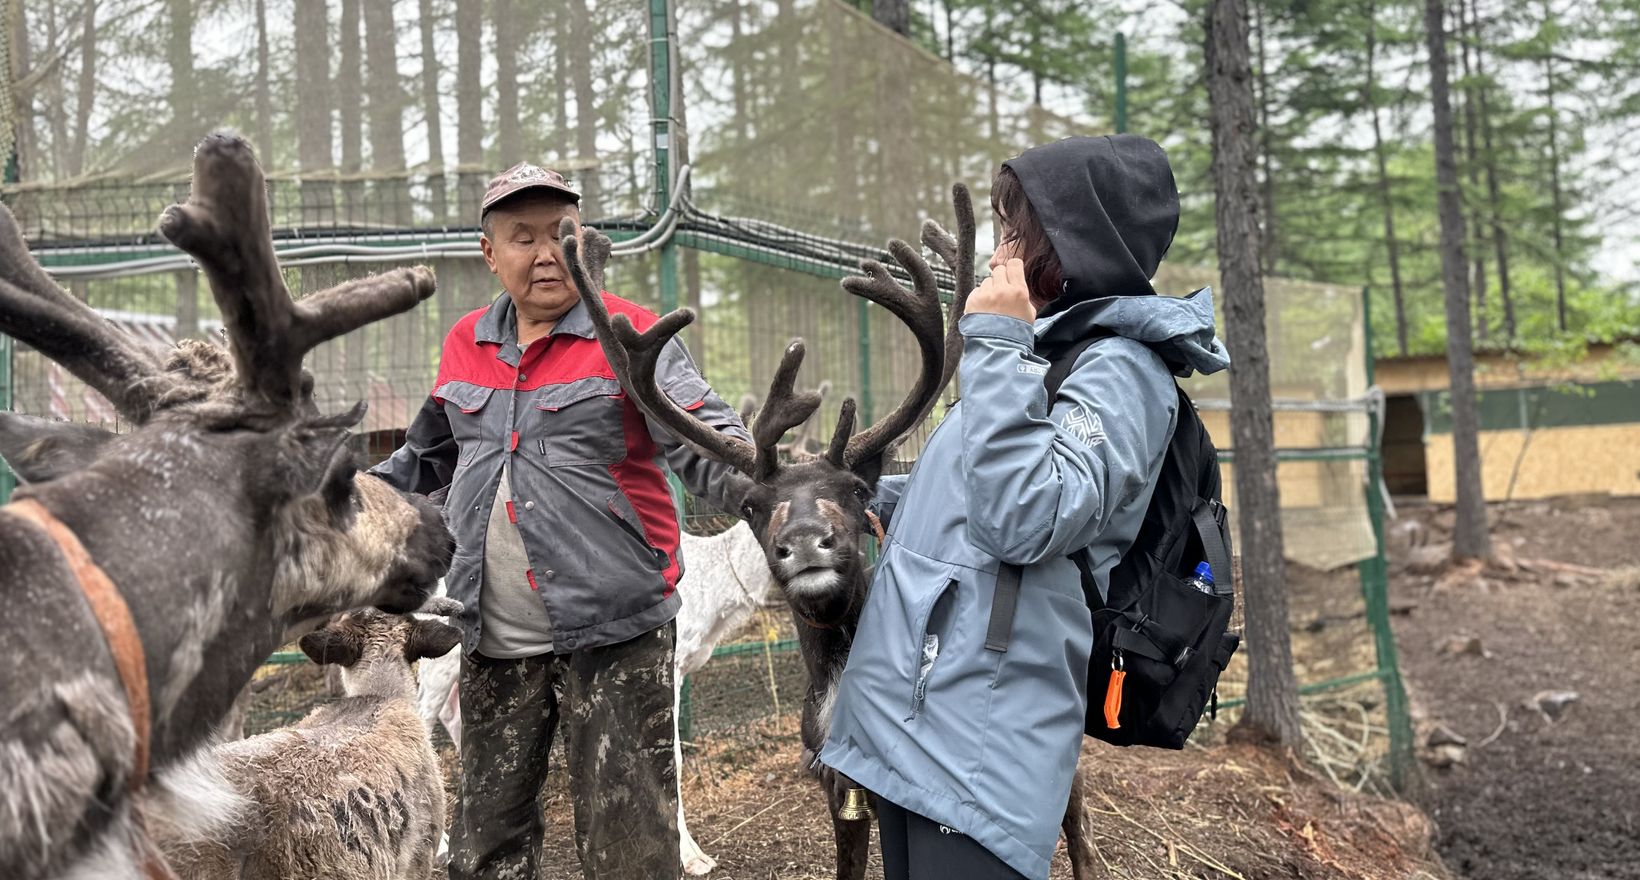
[242,490,1640,880]
[1389,497,1640,880]
[496,711,1441,880]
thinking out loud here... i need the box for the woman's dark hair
[990,166,1063,309]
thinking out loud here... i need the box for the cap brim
[481,182,582,219]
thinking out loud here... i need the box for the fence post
[857,300,872,425]
[649,0,688,512]
[1356,285,1414,787]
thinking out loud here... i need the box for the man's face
[480,193,582,324]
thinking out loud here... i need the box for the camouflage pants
[449,620,679,880]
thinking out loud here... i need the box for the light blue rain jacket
[820,289,1229,879]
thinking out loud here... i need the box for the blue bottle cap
[1193,561,1214,584]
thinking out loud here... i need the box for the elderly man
[371,163,750,880]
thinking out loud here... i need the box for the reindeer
[565,190,1100,880]
[0,134,453,880]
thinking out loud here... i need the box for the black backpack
[986,332,1240,749]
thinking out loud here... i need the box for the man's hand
[963,258,1036,323]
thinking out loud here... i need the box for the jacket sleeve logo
[1061,405,1107,448]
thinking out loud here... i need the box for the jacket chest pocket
[437,381,496,465]
[530,377,628,466]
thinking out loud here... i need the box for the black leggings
[874,796,1029,880]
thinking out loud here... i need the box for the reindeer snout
[774,522,841,570]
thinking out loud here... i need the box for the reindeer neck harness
[1,497,174,878]
[4,498,152,788]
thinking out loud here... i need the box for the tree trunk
[11,0,35,180]
[551,17,568,145]
[1541,5,1568,332]
[1207,0,1302,748]
[255,0,273,166]
[567,0,600,217]
[873,0,911,36]
[729,0,747,144]
[455,0,482,226]
[1254,0,1277,274]
[363,0,408,224]
[943,0,954,60]
[494,0,521,163]
[1473,14,1514,341]
[67,0,94,177]
[828,8,858,225]
[1365,0,1408,357]
[338,0,364,218]
[1424,0,1491,561]
[1458,0,1486,340]
[166,0,193,143]
[295,0,334,223]
[45,0,68,176]
[418,0,447,223]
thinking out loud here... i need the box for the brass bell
[838,786,875,822]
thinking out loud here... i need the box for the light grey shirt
[478,460,554,658]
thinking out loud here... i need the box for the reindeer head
[564,186,975,624]
[297,598,464,701]
[0,135,452,628]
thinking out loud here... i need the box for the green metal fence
[0,0,1411,786]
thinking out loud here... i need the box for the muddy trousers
[449,620,678,880]
[875,796,1028,880]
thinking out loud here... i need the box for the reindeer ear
[299,626,363,667]
[405,618,463,661]
[851,450,889,487]
[0,413,117,483]
[275,405,365,515]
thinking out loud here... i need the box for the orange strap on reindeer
[2,498,152,792]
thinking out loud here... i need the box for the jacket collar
[474,292,599,365]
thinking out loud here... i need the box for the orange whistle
[1103,668,1126,729]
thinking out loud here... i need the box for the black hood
[1002,135,1180,318]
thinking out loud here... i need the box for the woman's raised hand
[963,258,1036,323]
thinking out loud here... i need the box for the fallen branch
[1097,791,1248,879]
[1475,701,1509,748]
[705,797,786,849]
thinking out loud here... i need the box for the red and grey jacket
[370,291,750,654]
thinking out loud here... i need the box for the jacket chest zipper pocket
[907,579,957,721]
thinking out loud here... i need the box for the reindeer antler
[921,183,977,400]
[562,218,821,481]
[833,239,946,470]
[158,134,436,412]
[0,205,181,422]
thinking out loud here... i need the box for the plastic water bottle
[1184,561,1215,595]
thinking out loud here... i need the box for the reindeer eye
[739,502,756,519]
[853,485,870,503]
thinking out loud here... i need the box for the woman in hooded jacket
[819,135,1230,880]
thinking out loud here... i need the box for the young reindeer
[155,599,466,880]
[561,198,969,880]
[0,134,453,880]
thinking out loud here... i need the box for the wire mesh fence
[2,0,1408,783]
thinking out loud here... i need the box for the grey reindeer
[564,188,1100,880]
[0,134,454,880]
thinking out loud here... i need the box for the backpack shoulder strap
[987,329,1115,654]
[1041,329,1112,402]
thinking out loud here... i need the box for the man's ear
[0,413,117,483]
